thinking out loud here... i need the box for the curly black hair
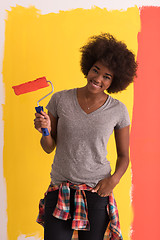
[80,33,137,93]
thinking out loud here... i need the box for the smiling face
[86,61,113,94]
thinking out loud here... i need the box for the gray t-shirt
[46,88,130,188]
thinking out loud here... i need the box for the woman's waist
[50,167,111,189]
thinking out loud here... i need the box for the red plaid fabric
[53,182,71,221]
[105,192,123,239]
[36,181,123,239]
[53,182,90,230]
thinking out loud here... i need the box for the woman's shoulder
[49,88,75,101]
[109,95,127,107]
[46,88,75,115]
[107,95,129,115]
[108,96,130,128]
[53,88,75,97]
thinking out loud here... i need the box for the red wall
[131,7,160,239]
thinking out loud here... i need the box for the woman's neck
[80,86,107,101]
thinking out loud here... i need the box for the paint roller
[12,76,54,136]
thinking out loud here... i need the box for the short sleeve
[115,102,131,129]
[46,92,61,118]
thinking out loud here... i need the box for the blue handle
[35,106,49,136]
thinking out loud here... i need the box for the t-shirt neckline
[73,88,111,116]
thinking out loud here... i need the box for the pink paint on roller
[12,77,49,95]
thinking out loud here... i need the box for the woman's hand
[92,126,130,197]
[34,111,51,134]
[91,175,119,197]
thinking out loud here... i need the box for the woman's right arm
[34,111,58,154]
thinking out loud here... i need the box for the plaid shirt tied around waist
[36,181,123,240]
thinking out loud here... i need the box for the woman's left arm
[92,125,130,197]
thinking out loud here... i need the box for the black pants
[44,188,110,240]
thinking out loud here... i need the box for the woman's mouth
[90,80,102,89]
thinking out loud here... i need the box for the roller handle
[35,106,49,136]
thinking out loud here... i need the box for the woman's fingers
[34,111,51,133]
[91,183,100,193]
[91,177,116,197]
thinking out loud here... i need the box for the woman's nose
[94,74,103,82]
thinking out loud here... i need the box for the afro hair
[80,33,137,93]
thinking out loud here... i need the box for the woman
[34,33,137,240]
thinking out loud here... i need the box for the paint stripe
[3,5,140,239]
[130,6,160,239]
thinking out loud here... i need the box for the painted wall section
[3,5,140,239]
[130,6,160,240]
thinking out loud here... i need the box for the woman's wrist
[41,133,55,153]
[111,173,121,185]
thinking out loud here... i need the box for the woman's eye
[104,76,111,80]
[92,68,98,73]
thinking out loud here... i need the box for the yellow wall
[3,5,140,239]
